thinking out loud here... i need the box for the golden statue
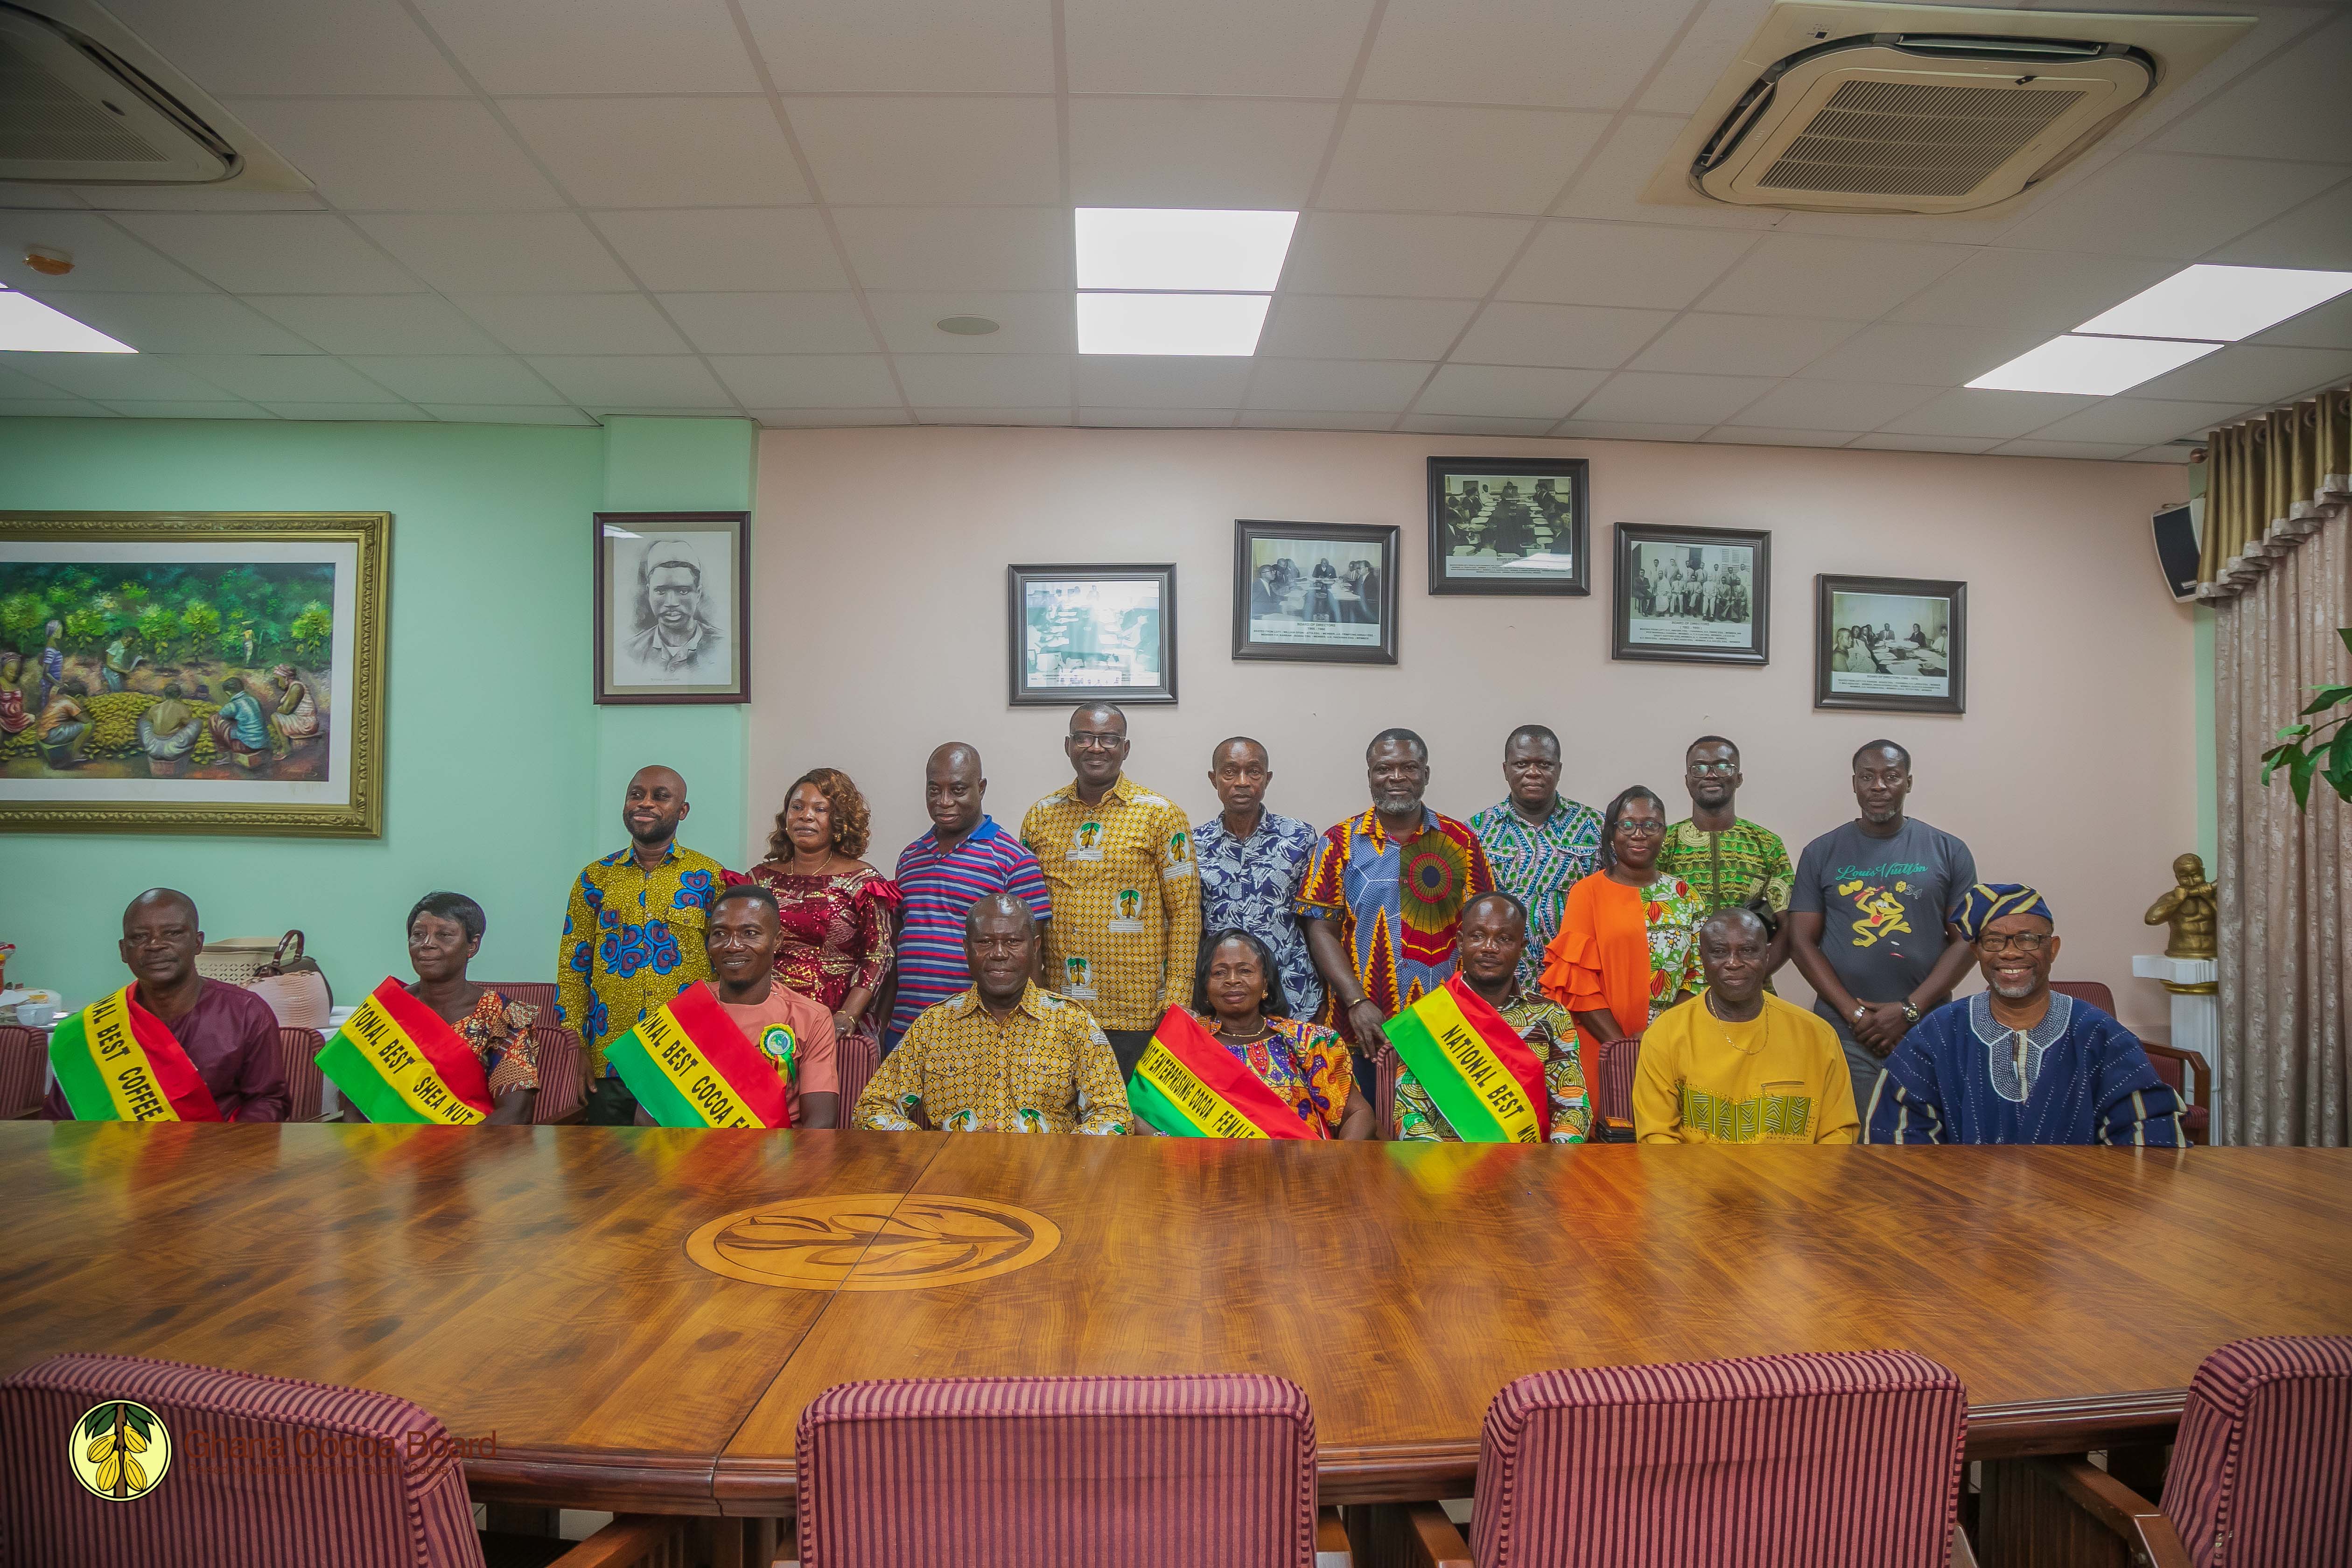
[2143,852,2219,961]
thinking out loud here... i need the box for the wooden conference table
[4,1122,2349,1519]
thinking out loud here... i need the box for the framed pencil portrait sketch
[1232,519,1399,666]
[1009,563,1177,707]
[1427,456,1589,595]
[594,511,750,704]
[1815,574,1967,715]
[1612,523,1769,666]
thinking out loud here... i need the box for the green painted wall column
[593,417,757,867]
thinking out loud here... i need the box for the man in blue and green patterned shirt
[556,764,728,1125]
[1468,724,1602,994]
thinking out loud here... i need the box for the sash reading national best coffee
[317,979,497,1124]
[48,986,224,1122]
[1128,1006,1321,1140]
[1383,974,1550,1144]
[604,981,790,1129]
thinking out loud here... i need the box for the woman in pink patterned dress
[747,768,897,1045]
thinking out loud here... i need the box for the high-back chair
[2048,980,2212,1143]
[475,984,583,1125]
[1590,1033,1642,1141]
[833,1028,878,1124]
[0,1351,686,1567]
[278,1026,328,1120]
[0,1024,44,1118]
[794,1373,1324,1568]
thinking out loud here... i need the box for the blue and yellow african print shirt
[554,842,727,1079]
[1468,796,1602,994]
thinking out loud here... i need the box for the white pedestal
[2133,953,2218,1065]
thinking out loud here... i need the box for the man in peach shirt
[705,882,838,1128]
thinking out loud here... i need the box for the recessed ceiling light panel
[1075,208,1298,292]
[2073,264,2352,343]
[1967,333,2218,396]
[0,289,135,352]
[1077,292,1271,357]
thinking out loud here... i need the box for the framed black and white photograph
[1427,456,1589,595]
[1612,523,1769,666]
[1232,519,1399,666]
[1008,563,1176,706]
[1816,574,1967,715]
[594,510,750,705]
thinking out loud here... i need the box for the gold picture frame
[0,511,390,837]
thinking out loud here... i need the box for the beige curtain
[2198,385,2349,600]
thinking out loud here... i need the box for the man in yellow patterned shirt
[1020,702,1201,1078]
[854,894,1130,1134]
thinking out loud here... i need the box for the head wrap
[1950,883,2053,944]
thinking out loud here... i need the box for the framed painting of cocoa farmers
[0,511,389,837]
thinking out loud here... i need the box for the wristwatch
[1853,1002,1869,1023]
[1901,1001,1922,1024]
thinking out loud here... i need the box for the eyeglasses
[1069,731,1126,750]
[1687,761,1737,776]
[1615,819,1666,838]
[1977,932,2050,954]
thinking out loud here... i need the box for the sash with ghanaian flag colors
[317,979,496,1125]
[1383,973,1550,1144]
[47,986,223,1123]
[604,981,790,1129]
[1128,1006,1320,1140]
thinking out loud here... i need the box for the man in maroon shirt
[44,888,290,1122]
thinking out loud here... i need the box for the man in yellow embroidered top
[556,764,728,1125]
[854,894,1131,1134]
[1020,701,1201,1078]
[1634,907,1857,1145]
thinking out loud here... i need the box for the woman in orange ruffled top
[1540,785,1706,1083]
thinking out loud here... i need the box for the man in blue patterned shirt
[556,764,729,1125]
[1469,724,1602,994]
[1191,737,1322,1023]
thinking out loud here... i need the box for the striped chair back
[1592,1033,1642,1127]
[477,981,559,1020]
[795,1374,1318,1568]
[833,1028,878,1123]
[278,1027,327,1121]
[2160,1335,2352,1568]
[0,1351,485,1567]
[2047,980,2116,1014]
[527,1027,587,1123]
[0,1025,44,1119]
[1471,1350,1967,1568]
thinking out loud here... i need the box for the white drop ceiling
[1,0,2348,458]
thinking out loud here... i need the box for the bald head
[120,888,203,993]
[624,764,691,848]
[926,742,987,840]
[124,887,198,931]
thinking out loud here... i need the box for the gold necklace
[1703,990,1768,1053]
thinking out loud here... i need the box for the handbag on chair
[245,930,334,1029]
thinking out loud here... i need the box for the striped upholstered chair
[476,984,584,1125]
[794,1373,1329,1568]
[1590,1033,1642,1142]
[0,1352,687,1568]
[0,1024,44,1118]
[278,1026,329,1121]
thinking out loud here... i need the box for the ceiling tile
[1362,0,1691,110]
[2252,293,2352,351]
[409,0,762,93]
[71,188,328,214]
[1990,439,2149,461]
[833,208,1071,291]
[245,295,506,356]
[2149,19,2352,164]
[894,354,1070,407]
[1877,389,2099,440]
[1073,357,1255,407]
[353,214,631,293]
[1078,408,1240,427]
[526,355,736,407]
[1260,295,1477,360]
[0,398,110,416]
[1499,221,1757,310]
[0,213,208,293]
[1399,413,1563,436]
[759,408,914,427]
[1068,100,1337,209]
[789,97,1060,207]
[1730,380,1942,432]
[340,356,561,403]
[1552,419,1712,442]
[1629,314,1859,378]
[1572,371,1778,425]
[591,209,847,293]
[2030,398,2257,446]
[1553,116,1778,229]
[113,214,421,294]
[23,294,317,355]
[0,352,239,400]
[420,405,596,425]
[1236,410,1400,430]
[1414,364,1607,419]
[1449,301,1671,369]
[2211,184,2352,271]
[1282,213,1532,297]
[1695,235,1974,322]
[1702,428,1858,448]
[171,355,406,403]
[584,405,739,417]
[99,400,274,420]
[1798,322,2047,386]
[504,99,811,209]
[2129,343,2352,405]
[741,0,1055,92]
[1848,433,2004,455]
[0,185,84,209]
[1992,154,2344,259]
[2121,447,2196,464]
[1637,0,1766,116]
[263,404,433,421]
[225,99,562,212]
[1318,106,1610,215]
[865,292,1075,355]
[1244,359,1433,412]
[1064,0,1375,97]
[0,361,69,397]
[453,294,689,355]
[99,0,467,95]
[914,407,1073,426]
[708,354,903,407]
[657,293,877,355]
[1885,249,2177,334]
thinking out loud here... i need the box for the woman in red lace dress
[747,768,897,1044]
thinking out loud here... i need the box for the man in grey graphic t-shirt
[1788,740,1980,1109]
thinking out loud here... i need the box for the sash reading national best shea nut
[1383,974,1550,1144]
[1128,1006,1320,1140]
[316,979,496,1125]
[603,980,790,1129]
[47,985,224,1123]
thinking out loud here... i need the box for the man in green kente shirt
[1657,735,1795,982]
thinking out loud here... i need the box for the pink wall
[752,428,2194,1032]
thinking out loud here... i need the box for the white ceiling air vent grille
[1644,3,2254,220]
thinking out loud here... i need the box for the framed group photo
[1427,456,1589,595]
[1232,519,1399,665]
[594,510,750,704]
[1009,563,1176,706]
[1815,574,1967,714]
[1612,523,1769,666]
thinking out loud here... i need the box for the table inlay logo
[684,1193,1060,1291]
